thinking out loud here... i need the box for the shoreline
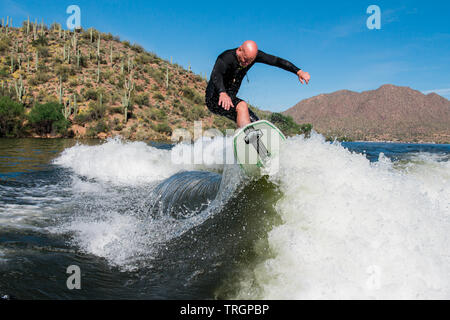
[1,136,449,146]
[349,140,450,145]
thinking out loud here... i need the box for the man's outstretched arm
[255,50,310,84]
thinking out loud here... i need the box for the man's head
[236,40,258,67]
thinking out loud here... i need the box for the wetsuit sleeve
[255,50,301,74]
[210,57,227,93]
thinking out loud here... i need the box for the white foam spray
[51,136,243,270]
[234,132,450,299]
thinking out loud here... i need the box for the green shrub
[149,107,167,121]
[55,65,74,82]
[87,100,106,120]
[69,79,79,87]
[133,84,143,92]
[86,120,109,137]
[134,93,150,107]
[31,35,48,47]
[0,36,11,53]
[148,68,165,85]
[29,71,51,85]
[108,106,123,114]
[95,119,109,132]
[102,32,114,41]
[112,118,123,131]
[0,67,9,78]
[131,44,144,53]
[135,53,153,65]
[83,88,98,101]
[73,111,91,125]
[299,123,313,135]
[213,115,237,131]
[153,92,165,101]
[155,122,172,135]
[28,101,69,135]
[36,45,50,58]
[0,96,25,137]
[182,86,203,104]
[191,105,207,119]
[182,108,193,121]
[269,113,312,136]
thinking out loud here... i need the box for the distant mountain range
[284,84,450,143]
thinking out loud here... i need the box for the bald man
[205,40,310,128]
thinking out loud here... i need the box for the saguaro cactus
[97,36,101,57]
[122,74,134,123]
[10,54,14,73]
[166,67,169,88]
[6,17,10,35]
[127,57,132,73]
[67,43,71,64]
[71,33,77,53]
[35,50,39,69]
[33,19,37,40]
[58,77,63,104]
[62,100,71,119]
[14,75,26,103]
[98,92,103,110]
[76,49,81,68]
[110,44,113,64]
[96,61,100,83]
[72,94,78,116]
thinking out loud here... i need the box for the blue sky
[2,0,449,112]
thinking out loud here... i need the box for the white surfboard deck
[233,120,286,177]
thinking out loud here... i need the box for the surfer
[205,40,310,128]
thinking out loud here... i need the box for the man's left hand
[297,70,310,85]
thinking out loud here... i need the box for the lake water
[1,135,449,299]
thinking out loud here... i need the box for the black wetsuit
[205,48,301,123]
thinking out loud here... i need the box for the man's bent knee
[236,101,251,128]
[236,101,248,111]
[236,101,259,124]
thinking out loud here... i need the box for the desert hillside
[0,20,240,140]
[0,20,312,140]
[284,84,450,143]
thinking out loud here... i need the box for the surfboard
[233,120,286,176]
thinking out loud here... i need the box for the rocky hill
[0,20,242,140]
[284,84,450,143]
